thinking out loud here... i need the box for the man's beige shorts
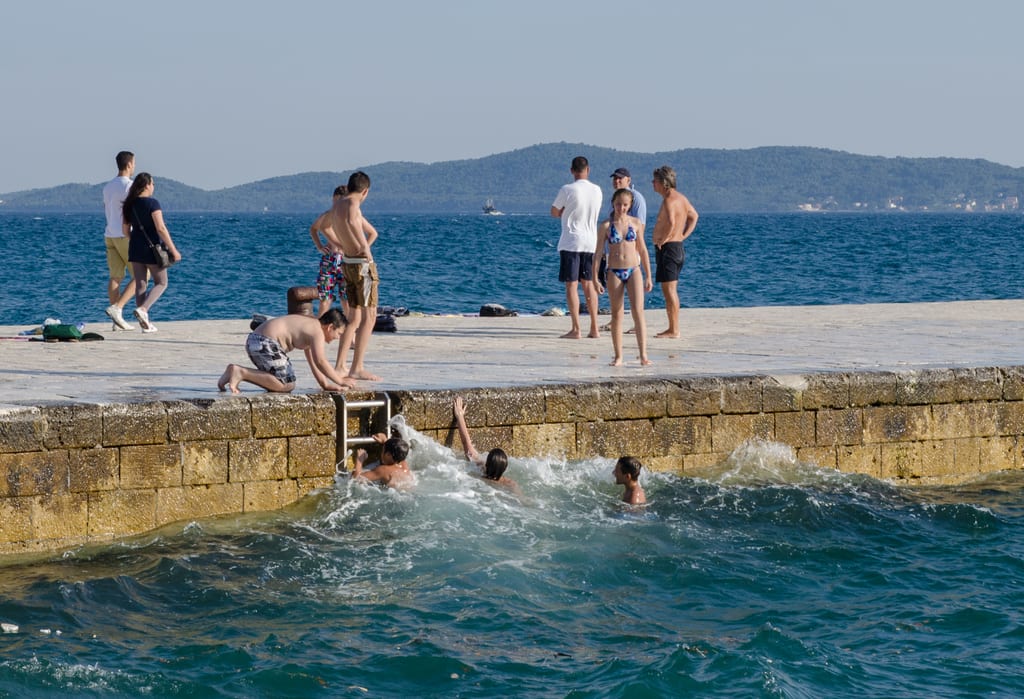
[105,237,131,279]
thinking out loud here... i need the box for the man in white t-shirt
[550,155,603,339]
[102,150,136,330]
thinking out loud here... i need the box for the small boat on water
[482,199,503,215]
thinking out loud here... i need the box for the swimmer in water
[613,456,646,505]
[453,396,521,495]
[352,432,414,489]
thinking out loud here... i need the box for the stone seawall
[2,366,1023,556]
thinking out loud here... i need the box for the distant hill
[1,143,1022,214]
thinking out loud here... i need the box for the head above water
[483,448,509,480]
[382,436,410,464]
[614,456,642,482]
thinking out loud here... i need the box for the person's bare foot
[640,357,653,366]
[560,330,582,339]
[348,369,382,381]
[217,366,232,392]
[625,327,636,334]
[655,330,681,338]
[217,364,242,394]
[609,357,623,366]
[587,330,600,339]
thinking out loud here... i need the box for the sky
[2,0,1022,193]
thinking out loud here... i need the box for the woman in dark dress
[121,173,182,333]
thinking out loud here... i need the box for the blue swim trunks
[245,332,296,384]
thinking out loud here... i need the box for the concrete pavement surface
[0,300,1022,409]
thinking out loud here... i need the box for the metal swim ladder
[336,392,392,472]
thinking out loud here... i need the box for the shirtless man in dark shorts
[650,165,699,339]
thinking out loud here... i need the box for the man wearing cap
[609,167,647,224]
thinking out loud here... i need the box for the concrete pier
[1,300,1022,555]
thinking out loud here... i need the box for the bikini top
[608,222,637,244]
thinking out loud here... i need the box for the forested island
[1,143,1021,214]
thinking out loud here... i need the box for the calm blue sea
[1,212,1023,697]
[0,211,1022,325]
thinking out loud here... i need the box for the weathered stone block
[485,387,547,425]
[42,405,103,449]
[683,451,725,473]
[645,454,683,474]
[88,489,157,537]
[953,367,1003,402]
[815,408,863,446]
[862,405,931,443]
[156,483,244,525]
[0,408,46,453]
[763,376,804,412]
[0,497,32,543]
[952,437,982,477]
[68,446,118,492]
[720,376,763,414]
[229,438,288,482]
[896,369,958,405]
[880,442,923,480]
[837,444,881,477]
[652,416,712,455]
[512,422,575,460]
[802,374,849,409]
[1001,366,1024,401]
[289,434,336,478]
[577,419,657,459]
[182,440,229,485]
[103,403,168,446]
[0,450,69,497]
[848,372,898,407]
[979,436,1016,473]
[931,402,999,439]
[545,384,612,423]
[120,444,182,489]
[711,413,774,452]
[296,476,334,497]
[797,446,837,470]
[167,399,252,441]
[603,381,667,420]
[32,492,88,540]
[251,395,325,438]
[774,411,816,448]
[666,377,722,416]
[996,402,1024,436]
[243,479,298,513]
[914,440,956,479]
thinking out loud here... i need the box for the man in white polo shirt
[550,155,603,339]
[102,150,137,330]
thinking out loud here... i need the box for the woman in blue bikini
[595,188,652,366]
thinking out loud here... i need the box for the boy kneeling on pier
[218,310,355,394]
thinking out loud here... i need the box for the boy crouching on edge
[218,309,356,394]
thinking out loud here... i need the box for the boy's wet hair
[319,308,347,329]
[616,456,642,480]
[483,448,509,480]
[383,436,409,463]
[347,171,371,193]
